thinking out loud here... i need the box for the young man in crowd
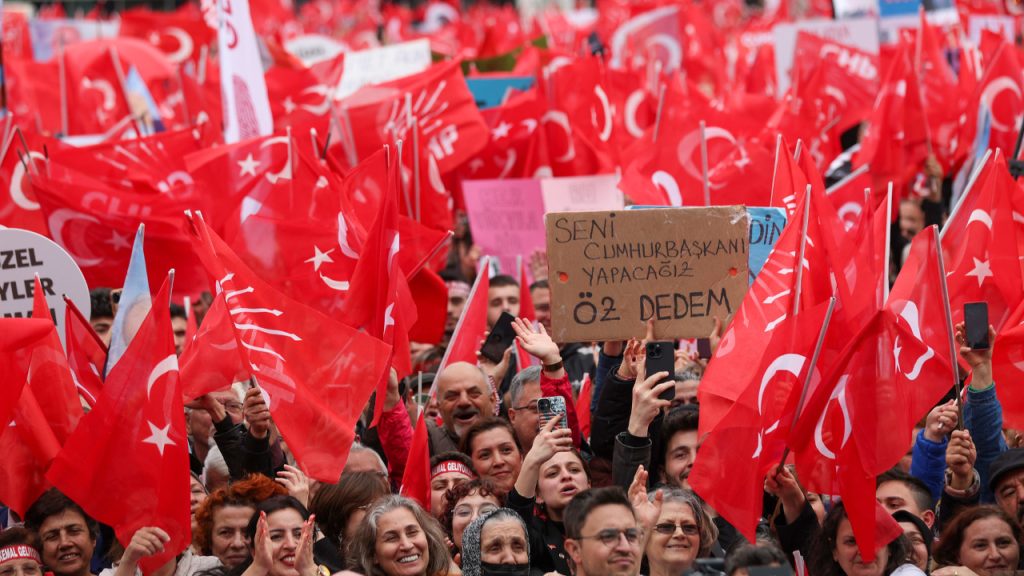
[563,487,645,576]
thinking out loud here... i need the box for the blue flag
[104,224,152,376]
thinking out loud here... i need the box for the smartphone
[696,338,712,360]
[537,396,567,430]
[480,312,517,363]
[645,341,676,402]
[964,302,990,349]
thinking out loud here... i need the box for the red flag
[788,312,913,559]
[48,277,189,574]
[964,41,1024,159]
[577,373,593,440]
[518,257,535,322]
[179,292,248,401]
[63,295,107,408]
[769,136,808,215]
[0,319,53,430]
[400,411,431,510]
[793,32,880,135]
[340,60,490,174]
[342,150,418,425]
[691,302,830,542]
[0,279,82,518]
[408,268,448,346]
[185,212,393,481]
[435,258,490,377]
[0,130,56,235]
[942,153,1024,333]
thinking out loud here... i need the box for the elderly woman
[645,489,718,576]
[460,509,530,576]
[346,495,453,576]
[932,506,1021,576]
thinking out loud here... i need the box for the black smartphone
[964,302,990,350]
[645,341,676,402]
[480,312,517,362]
[696,338,712,359]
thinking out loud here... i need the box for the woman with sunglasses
[644,489,718,576]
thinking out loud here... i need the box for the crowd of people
[2,245,1022,576]
[3,0,1024,572]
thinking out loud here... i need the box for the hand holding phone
[480,312,517,362]
[538,396,567,431]
[645,341,676,402]
[964,302,990,350]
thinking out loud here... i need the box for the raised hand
[627,369,672,437]
[629,465,663,532]
[924,399,959,442]
[946,429,977,491]
[276,464,311,508]
[296,514,319,576]
[244,386,272,440]
[511,318,561,366]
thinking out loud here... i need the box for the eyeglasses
[512,401,539,413]
[576,528,643,547]
[654,522,700,536]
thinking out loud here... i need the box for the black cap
[892,510,933,554]
[988,448,1024,493]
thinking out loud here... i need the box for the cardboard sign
[545,207,749,342]
[466,76,536,109]
[540,174,624,213]
[0,228,91,347]
[335,39,433,100]
[463,179,547,273]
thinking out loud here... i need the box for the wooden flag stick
[700,120,710,206]
[792,185,812,316]
[933,224,964,429]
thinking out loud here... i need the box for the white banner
[217,0,273,143]
[0,228,91,349]
[335,39,433,100]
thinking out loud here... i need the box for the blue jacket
[964,384,1007,503]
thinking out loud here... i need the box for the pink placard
[462,178,546,274]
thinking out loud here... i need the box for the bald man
[429,362,495,454]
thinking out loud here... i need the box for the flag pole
[651,81,667,142]
[700,120,710,206]
[933,224,964,428]
[776,296,837,472]
[412,116,422,222]
[769,133,782,207]
[942,149,992,240]
[108,45,147,136]
[883,181,893,304]
[792,184,812,316]
[395,139,415,221]
[58,38,69,137]
[792,139,802,163]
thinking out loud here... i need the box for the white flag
[217,0,273,143]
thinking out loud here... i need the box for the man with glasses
[563,487,645,576]
[507,366,543,451]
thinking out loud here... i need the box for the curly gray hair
[346,495,452,576]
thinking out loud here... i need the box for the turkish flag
[885,226,957,428]
[964,40,1024,160]
[788,311,916,559]
[339,59,490,174]
[0,279,82,518]
[400,412,431,510]
[118,7,215,70]
[0,130,59,235]
[691,302,830,542]
[185,212,393,482]
[824,166,872,233]
[942,152,1024,333]
[63,295,107,408]
[460,90,545,181]
[48,276,189,574]
[698,184,833,436]
[342,151,418,424]
[0,319,53,431]
[179,292,248,401]
[30,165,209,300]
